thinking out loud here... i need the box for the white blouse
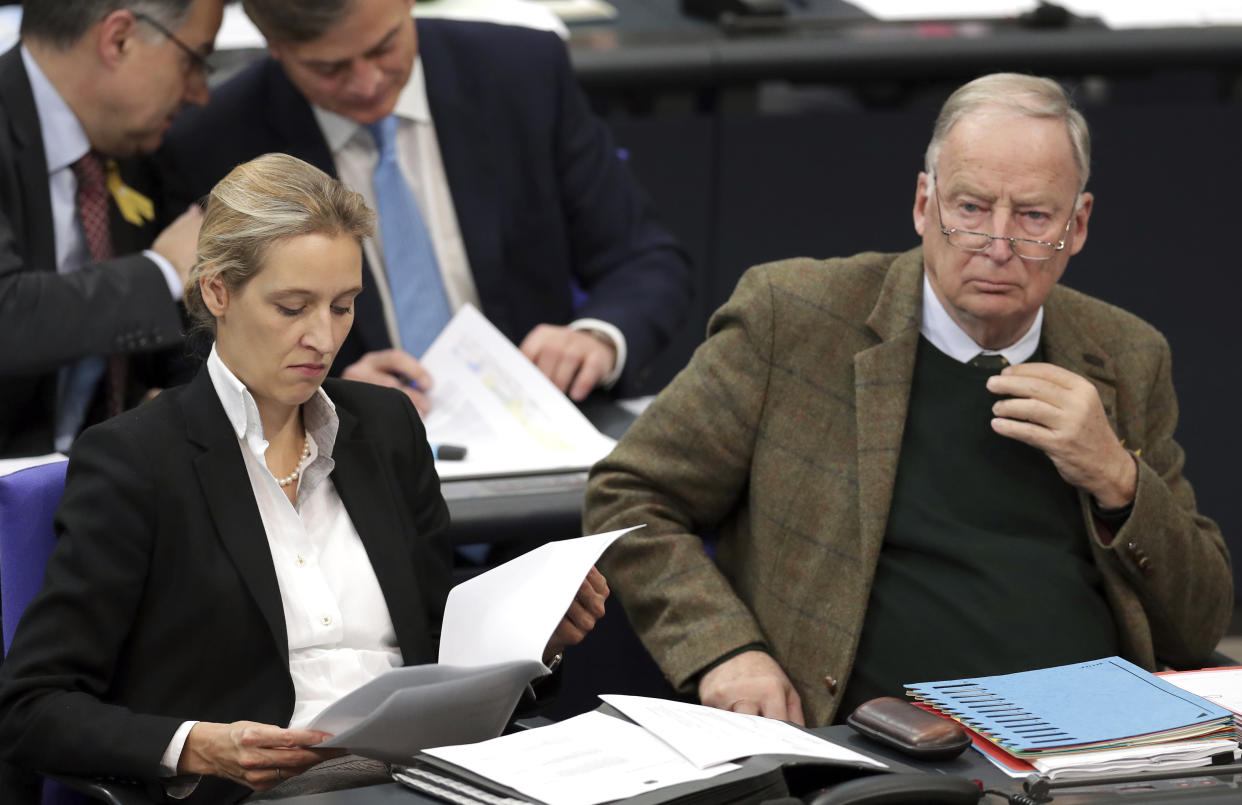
[160,348,405,780]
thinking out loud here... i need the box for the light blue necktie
[367,115,452,357]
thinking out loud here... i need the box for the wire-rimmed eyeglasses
[132,11,215,77]
[934,188,1074,261]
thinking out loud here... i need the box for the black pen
[429,443,467,461]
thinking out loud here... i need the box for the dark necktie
[969,352,1009,371]
[71,152,127,418]
[73,152,113,261]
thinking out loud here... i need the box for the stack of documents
[935,709,1237,782]
[421,305,618,480]
[308,527,639,761]
[1027,739,1238,782]
[406,695,889,805]
[907,657,1239,782]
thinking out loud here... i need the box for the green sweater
[838,337,1118,718]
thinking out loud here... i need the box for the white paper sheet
[1164,667,1242,716]
[425,711,740,805]
[847,0,1242,26]
[618,396,656,417]
[845,0,1035,20]
[308,529,640,759]
[439,526,642,667]
[421,305,617,480]
[533,0,619,24]
[1060,1,1242,27]
[212,0,568,51]
[600,695,887,771]
[0,7,20,53]
[214,5,266,49]
[1031,738,1239,782]
[423,0,570,36]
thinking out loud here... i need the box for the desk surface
[440,397,634,546]
[273,724,1242,803]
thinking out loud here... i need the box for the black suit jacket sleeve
[534,27,692,382]
[0,244,182,374]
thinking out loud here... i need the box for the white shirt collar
[313,56,430,154]
[205,344,339,459]
[919,273,1043,365]
[21,45,91,174]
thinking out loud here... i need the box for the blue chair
[0,461,68,655]
[0,462,148,805]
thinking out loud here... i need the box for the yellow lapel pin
[105,160,155,226]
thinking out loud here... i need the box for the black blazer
[153,19,692,392]
[0,370,451,804]
[0,45,185,457]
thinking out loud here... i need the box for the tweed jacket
[586,247,1232,727]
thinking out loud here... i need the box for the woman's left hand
[543,566,609,664]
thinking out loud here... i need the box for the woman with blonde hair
[0,153,606,803]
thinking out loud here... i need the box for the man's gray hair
[242,0,354,43]
[20,0,196,48]
[924,73,1091,193]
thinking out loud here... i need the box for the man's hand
[698,650,805,726]
[519,325,616,401]
[544,566,609,664]
[151,204,204,289]
[988,362,1137,508]
[178,721,342,791]
[341,349,434,415]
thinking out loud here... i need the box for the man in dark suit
[155,0,692,409]
[585,73,1232,727]
[0,0,226,457]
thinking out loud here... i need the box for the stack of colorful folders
[906,657,1237,779]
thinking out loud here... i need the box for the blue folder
[905,656,1234,753]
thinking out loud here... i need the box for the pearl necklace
[275,435,312,487]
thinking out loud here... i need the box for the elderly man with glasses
[584,72,1232,728]
[0,0,224,458]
